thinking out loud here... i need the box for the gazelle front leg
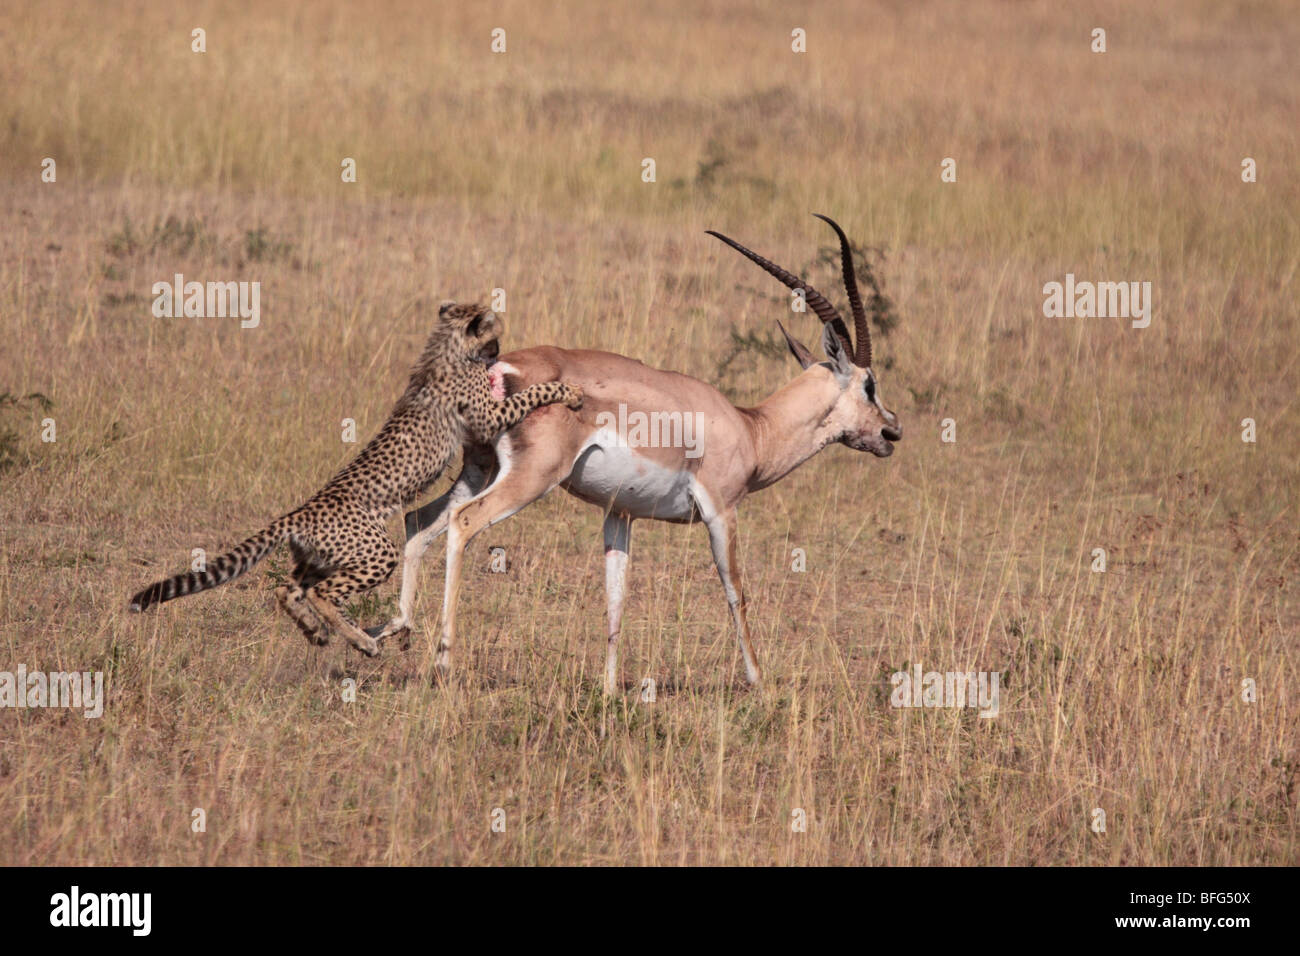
[602,512,633,695]
[704,507,762,686]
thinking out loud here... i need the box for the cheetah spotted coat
[127,302,583,656]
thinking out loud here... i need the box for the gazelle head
[706,215,903,457]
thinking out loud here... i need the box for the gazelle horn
[812,214,871,369]
[706,229,854,357]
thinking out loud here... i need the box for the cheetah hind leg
[303,572,382,657]
[277,584,331,646]
[279,556,331,646]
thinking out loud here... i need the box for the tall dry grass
[0,0,1295,864]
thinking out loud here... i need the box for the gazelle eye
[864,377,876,402]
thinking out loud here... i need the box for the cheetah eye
[465,316,482,337]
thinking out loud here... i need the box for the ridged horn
[706,229,853,356]
[812,213,871,368]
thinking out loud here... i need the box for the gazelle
[375,215,902,692]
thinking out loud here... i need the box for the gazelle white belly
[564,437,700,521]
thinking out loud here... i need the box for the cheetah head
[438,300,503,364]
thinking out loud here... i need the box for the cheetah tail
[127,517,291,613]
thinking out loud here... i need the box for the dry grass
[0,0,1296,864]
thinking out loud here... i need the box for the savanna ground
[0,0,1296,865]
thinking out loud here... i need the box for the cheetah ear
[466,310,496,337]
[438,300,457,316]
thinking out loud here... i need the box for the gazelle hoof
[432,646,452,682]
[371,620,414,651]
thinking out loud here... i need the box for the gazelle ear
[776,320,816,369]
[820,322,853,381]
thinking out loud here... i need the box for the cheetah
[127,301,583,657]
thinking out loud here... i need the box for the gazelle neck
[744,365,843,491]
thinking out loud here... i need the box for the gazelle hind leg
[437,443,569,680]
[376,446,496,649]
[602,513,633,695]
[704,508,762,686]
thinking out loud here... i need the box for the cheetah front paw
[563,383,584,410]
[345,631,381,657]
[296,620,330,646]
